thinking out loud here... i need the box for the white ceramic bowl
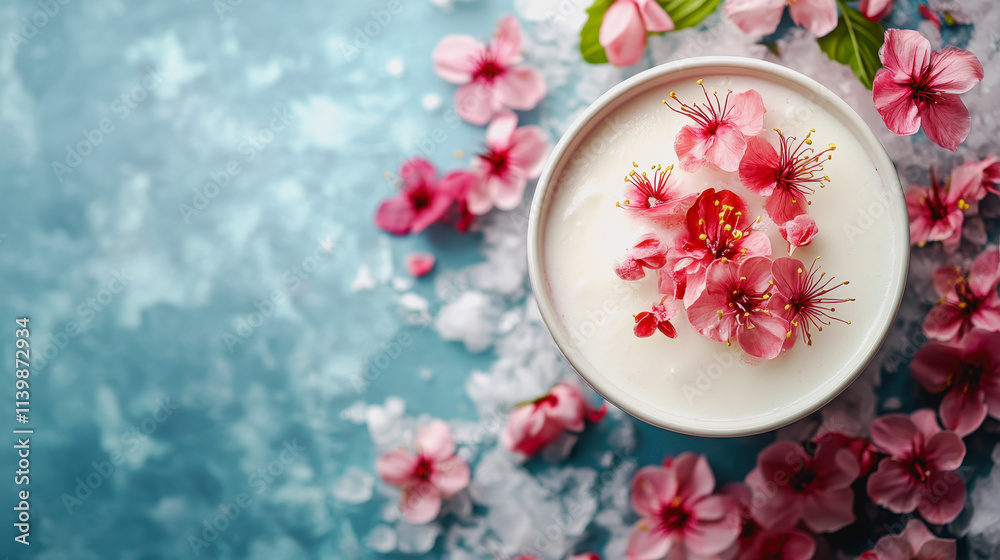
[527,57,909,437]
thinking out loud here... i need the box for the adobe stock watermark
[36,268,134,372]
[178,105,296,223]
[337,0,406,62]
[61,396,180,514]
[51,65,166,182]
[222,236,334,352]
[7,0,72,54]
[211,0,246,21]
[187,439,306,556]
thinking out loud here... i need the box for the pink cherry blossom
[687,257,787,359]
[432,15,546,126]
[905,165,982,248]
[859,0,893,21]
[627,453,740,560]
[569,555,602,560]
[911,329,1000,437]
[873,29,984,151]
[376,159,463,235]
[738,129,836,224]
[405,253,436,277]
[663,188,771,307]
[866,409,966,525]
[615,233,668,281]
[922,247,1000,342]
[501,382,606,457]
[746,440,859,533]
[599,0,674,67]
[770,256,853,348]
[664,83,765,173]
[467,111,549,215]
[634,298,678,339]
[724,0,837,37]
[857,519,955,560]
[814,430,878,478]
[721,482,817,560]
[617,162,695,219]
[779,215,819,255]
[375,420,471,524]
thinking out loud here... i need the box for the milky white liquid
[539,71,902,434]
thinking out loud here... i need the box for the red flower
[432,16,546,126]
[923,247,1000,342]
[615,233,668,281]
[746,440,859,533]
[633,298,678,339]
[617,162,695,219]
[873,29,984,151]
[769,256,853,348]
[664,82,765,173]
[911,329,1000,437]
[665,188,771,307]
[738,129,835,225]
[501,382,606,457]
[375,159,463,235]
[779,215,819,255]
[405,253,436,277]
[687,256,786,359]
[905,165,982,248]
[627,453,740,560]
[866,409,966,525]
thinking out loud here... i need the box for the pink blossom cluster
[374,16,550,238]
[612,80,852,359]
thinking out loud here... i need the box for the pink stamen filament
[786,257,853,345]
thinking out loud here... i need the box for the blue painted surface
[0,0,996,558]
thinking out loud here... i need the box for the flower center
[773,128,835,197]
[948,360,985,395]
[619,163,676,210]
[409,186,434,209]
[902,456,932,484]
[662,79,732,133]
[473,49,506,82]
[479,149,509,176]
[413,456,434,481]
[698,203,751,260]
[788,466,817,493]
[535,393,559,408]
[658,497,692,534]
[907,69,944,106]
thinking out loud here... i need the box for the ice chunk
[967,444,1000,556]
[386,58,405,77]
[395,522,442,554]
[435,291,500,353]
[351,265,375,291]
[333,466,374,504]
[366,525,397,553]
[422,93,443,112]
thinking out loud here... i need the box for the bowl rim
[526,56,910,437]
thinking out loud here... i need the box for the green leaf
[657,0,723,30]
[579,0,615,65]
[816,2,885,89]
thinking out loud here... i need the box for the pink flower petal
[673,453,716,501]
[706,123,749,172]
[788,0,838,37]
[432,35,484,84]
[401,482,442,524]
[687,290,732,342]
[924,430,966,470]
[911,408,943,439]
[859,0,893,20]
[455,80,500,126]
[485,110,519,150]
[867,459,923,514]
[496,67,547,112]
[600,0,648,67]
[910,342,961,394]
[940,386,987,437]
[489,174,527,211]
[916,470,965,524]
[492,15,523,65]
[929,46,985,95]
[723,0,787,36]
[738,312,787,360]
[726,89,765,136]
[880,29,932,81]
[801,486,856,533]
[627,522,673,560]
[376,448,416,486]
[780,214,819,252]
[417,420,456,461]
[971,248,1000,298]
[508,125,550,178]
[635,0,674,32]
[548,383,586,432]
[616,257,645,281]
[634,312,658,337]
[870,414,919,456]
[410,193,455,234]
[920,94,971,152]
[923,304,964,342]
[430,455,471,497]
[675,124,713,172]
[405,253,436,277]
[631,466,678,517]
[684,511,740,556]
[376,195,418,235]
[873,70,922,136]
[501,405,536,451]
[738,136,780,196]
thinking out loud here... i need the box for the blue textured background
[1,0,998,558]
